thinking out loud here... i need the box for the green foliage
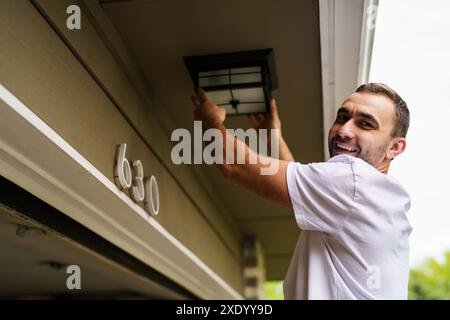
[264,280,284,300]
[409,251,450,300]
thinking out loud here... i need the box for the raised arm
[191,89,292,208]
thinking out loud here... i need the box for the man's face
[328,92,397,168]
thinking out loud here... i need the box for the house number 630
[114,143,159,215]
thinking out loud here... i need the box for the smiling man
[191,83,411,300]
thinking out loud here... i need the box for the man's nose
[336,120,356,140]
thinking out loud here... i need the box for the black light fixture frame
[183,48,278,116]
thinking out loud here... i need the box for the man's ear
[387,137,406,160]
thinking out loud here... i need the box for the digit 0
[144,176,160,215]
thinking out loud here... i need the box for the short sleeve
[286,160,356,234]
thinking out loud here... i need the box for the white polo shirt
[284,155,412,300]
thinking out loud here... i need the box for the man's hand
[248,98,295,162]
[191,88,226,130]
[247,98,282,131]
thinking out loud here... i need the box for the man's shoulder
[327,154,366,166]
[327,155,383,177]
[326,156,411,203]
[289,155,405,191]
[288,156,356,192]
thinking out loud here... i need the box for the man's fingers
[192,89,212,109]
[191,95,200,107]
[218,106,226,123]
[192,89,226,125]
[197,87,209,103]
[270,98,280,119]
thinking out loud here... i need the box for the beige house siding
[0,0,243,293]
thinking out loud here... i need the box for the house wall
[0,0,243,295]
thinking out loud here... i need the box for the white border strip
[357,0,379,85]
[319,0,336,160]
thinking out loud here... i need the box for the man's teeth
[337,143,358,152]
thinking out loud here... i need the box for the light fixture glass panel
[199,69,229,77]
[232,87,265,102]
[199,75,230,87]
[221,104,237,115]
[231,67,261,74]
[205,90,232,105]
[230,73,261,84]
[237,103,266,114]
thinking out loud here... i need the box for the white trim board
[319,0,336,160]
[319,0,377,160]
[0,84,242,300]
[357,0,379,86]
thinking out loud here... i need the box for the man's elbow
[217,163,235,180]
[218,163,253,183]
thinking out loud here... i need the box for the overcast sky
[369,0,450,266]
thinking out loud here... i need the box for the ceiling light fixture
[184,48,278,116]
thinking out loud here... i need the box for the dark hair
[356,83,410,138]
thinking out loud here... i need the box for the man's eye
[360,121,373,128]
[336,115,346,122]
